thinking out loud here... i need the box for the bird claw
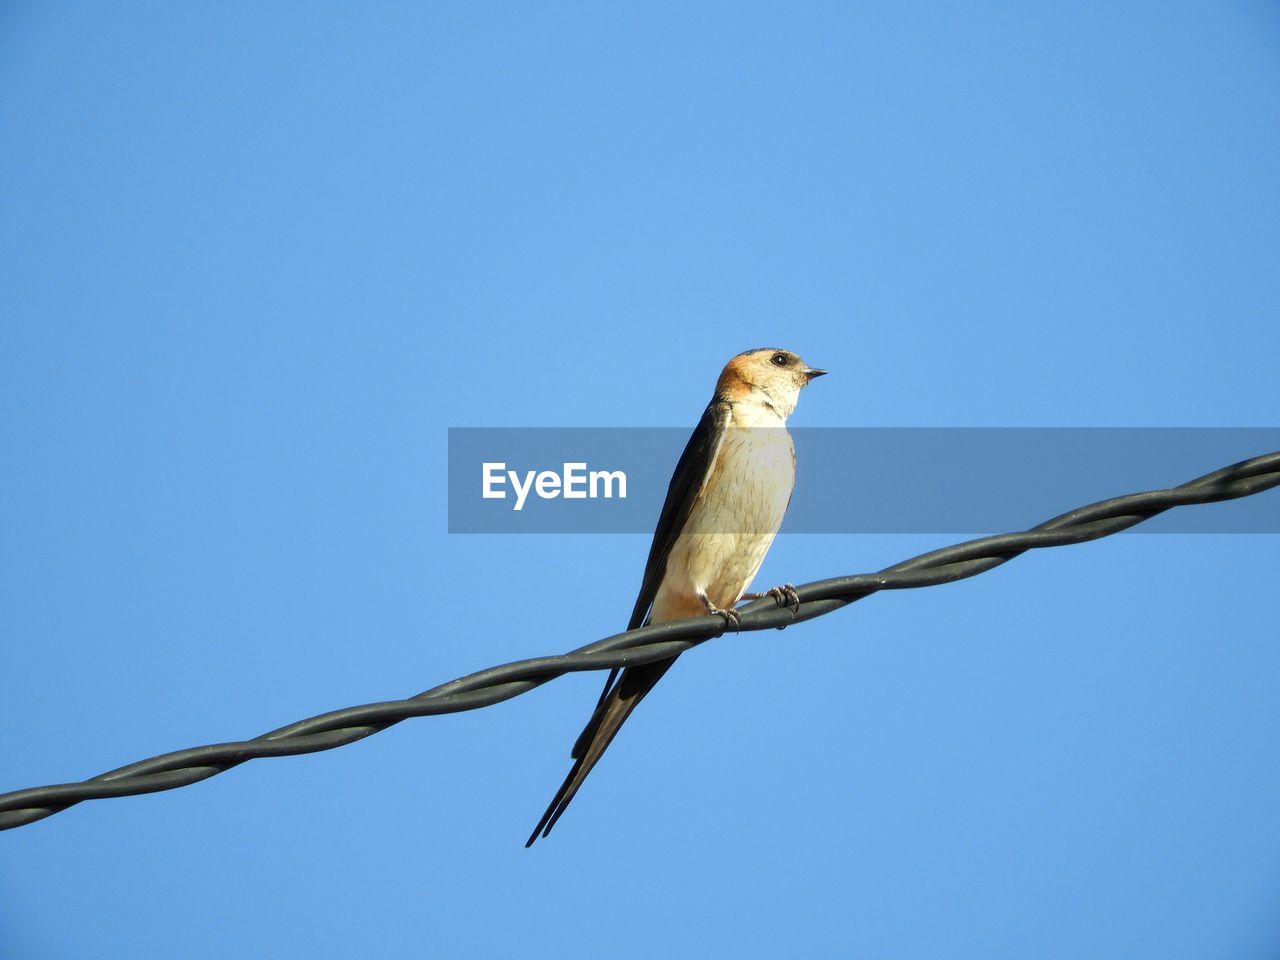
[766,583,801,614]
[713,605,742,630]
[700,595,742,630]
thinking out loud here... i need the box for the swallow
[526,347,826,845]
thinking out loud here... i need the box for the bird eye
[770,353,790,367]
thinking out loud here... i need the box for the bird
[526,347,826,846]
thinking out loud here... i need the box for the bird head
[716,347,827,417]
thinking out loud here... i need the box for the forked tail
[525,656,677,846]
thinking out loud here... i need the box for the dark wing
[525,399,731,846]
[585,396,733,712]
[626,398,734,631]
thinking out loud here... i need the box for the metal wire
[2,451,1277,832]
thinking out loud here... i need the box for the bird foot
[741,584,801,613]
[699,594,742,630]
[767,583,801,613]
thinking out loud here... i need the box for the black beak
[803,367,828,382]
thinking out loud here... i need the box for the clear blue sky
[2,3,1278,957]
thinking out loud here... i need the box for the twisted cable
[1,450,1276,831]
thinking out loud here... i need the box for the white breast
[651,400,795,621]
